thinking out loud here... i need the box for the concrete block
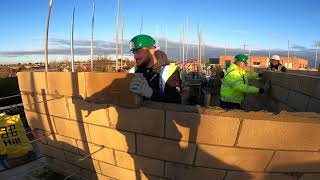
[287,90,310,111]
[109,106,164,137]
[38,144,66,161]
[17,72,47,93]
[47,72,86,98]
[307,98,320,113]
[54,117,91,142]
[77,140,115,164]
[237,119,320,151]
[28,94,69,119]
[24,110,57,133]
[137,135,196,164]
[88,124,135,153]
[278,102,296,112]
[32,129,47,144]
[195,144,273,171]
[115,150,164,177]
[165,162,226,180]
[299,174,320,180]
[67,97,109,127]
[143,101,204,113]
[224,171,298,180]
[165,111,240,146]
[46,134,78,153]
[64,151,101,173]
[266,151,320,172]
[99,162,165,180]
[21,93,33,111]
[85,72,143,107]
[270,85,289,103]
[299,75,320,99]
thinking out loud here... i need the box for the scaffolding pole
[115,0,120,71]
[90,0,95,72]
[70,5,75,72]
[120,15,124,69]
[44,0,53,72]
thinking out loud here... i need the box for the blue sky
[0,0,319,64]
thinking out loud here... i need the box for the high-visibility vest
[220,63,259,103]
[159,64,179,94]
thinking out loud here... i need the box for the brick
[54,117,91,141]
[109,106,164,137]
[307,98,320,113]
[67,97,109,127]
[270,85,289,103]
[85,72,142,107]
[46,134,78,153]
[17,72,47,93]
[299,75,320,99]
[38,144,66,161]
[224,171,297,180]
[266,151,320,172]
[99,162,165,180]
[45,156,81,176]
[299,174,320,180]
[287,91,310,111]
[166,111,240,146]
[165,162,226,180]
[88,124,135,153]
[237,119,320,151]
[196,144,273,171]
[25,110,57,133]
[137,135,196,164]
[77,140,115,164]
[115,150,164,177]
[47,72,86,98]
[64,151,101,173]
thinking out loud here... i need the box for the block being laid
[85,72,143,107]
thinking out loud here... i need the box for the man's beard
[137,52,152,68]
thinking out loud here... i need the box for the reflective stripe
[229,79,243,87]
[224,69,235,78]
[159,64,178,95]
[245,86,251,93]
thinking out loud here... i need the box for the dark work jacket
[267,63,287,72]
[135,50,181,104]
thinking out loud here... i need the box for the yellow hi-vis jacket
[220,63,259,103]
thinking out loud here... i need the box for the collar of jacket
[229,63,244,75]
[151,50,170,73]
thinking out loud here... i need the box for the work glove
[129,77,153,98]
[259,80,271,94]
[258,73,263,78]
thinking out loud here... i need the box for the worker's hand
[129,77,153,98]
[258,73,263,78]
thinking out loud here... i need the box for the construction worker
[129,34,182,103]
[267,55,287,72]
[220,54,269,109]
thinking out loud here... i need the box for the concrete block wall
[18,72,320,180]
[263,71,320,113]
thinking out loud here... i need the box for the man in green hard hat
[220,54,269,109]
[128,34,181,103]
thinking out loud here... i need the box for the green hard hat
[234,54,248,64]
[129,34,156,52]
[225,61,231,68]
